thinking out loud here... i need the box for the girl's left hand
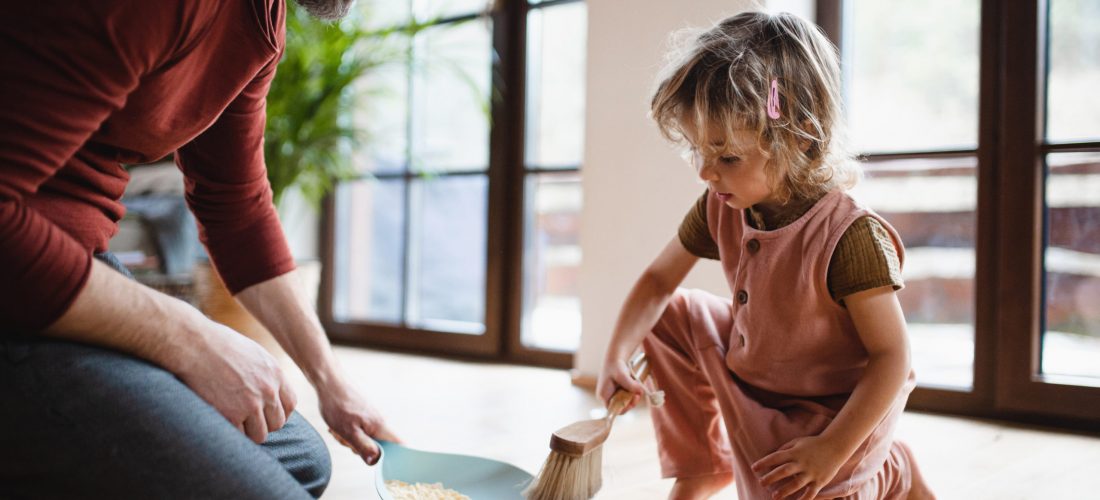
[750,435,849,500]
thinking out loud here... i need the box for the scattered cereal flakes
[385,480,471,500]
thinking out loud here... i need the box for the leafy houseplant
[197,5,420,353]
[200,5,481,349]
[264,4,423,208]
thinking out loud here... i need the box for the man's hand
[175,322,298,444]
[43,259,297,444]
[234,269,401,465]
[751,434,850,500]
[318,381,400,465]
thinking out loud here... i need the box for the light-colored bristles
[523,447,603,500]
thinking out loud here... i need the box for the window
[321,0,587,367]
[521,1,586,352]
[843,0,981,390]
[1040,0,1100,382]
[823,0,1100,424]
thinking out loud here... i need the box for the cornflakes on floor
[384,480,471,500]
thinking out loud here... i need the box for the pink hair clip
[767,78,781,119]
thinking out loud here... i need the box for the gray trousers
[0,254,331,499]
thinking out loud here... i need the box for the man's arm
[0,1,298,445]
[235,270,397,465]
[174,23,397,464]
[0,5,148,330]
[45,259,297,445]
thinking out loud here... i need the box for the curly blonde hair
[651,11,859,204]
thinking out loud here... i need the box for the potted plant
[195,3,424,352]
[265,4,410,209]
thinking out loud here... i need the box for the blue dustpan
[375,441,534,500]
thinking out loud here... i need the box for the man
[0,0,395,497]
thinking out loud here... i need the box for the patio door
[319,0,588,368]
[993,0,1100,422]
[824,0,1100,425]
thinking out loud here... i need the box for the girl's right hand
[596,355,649,415]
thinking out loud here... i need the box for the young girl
[596,12,935,500]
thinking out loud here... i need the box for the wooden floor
[284,346,1100,500]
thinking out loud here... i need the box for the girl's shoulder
[828,215,904,300]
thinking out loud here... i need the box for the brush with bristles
[524,353,662,500]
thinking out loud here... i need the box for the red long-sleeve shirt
[0,0,295,331]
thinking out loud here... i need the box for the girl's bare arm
[597,236,699,404]
[752,285,912,497]
[819,285,913,455]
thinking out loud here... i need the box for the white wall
[278,187,320,262]
[575,0,761,377]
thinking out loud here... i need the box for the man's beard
[294,0,354,20]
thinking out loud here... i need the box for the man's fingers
[329,426,382,465]
[373,425,402,444]
[347,426,381,465]
[242,413,268,444]
[328,428,353,448]
[279,381,297,417]
[264,399,288,433]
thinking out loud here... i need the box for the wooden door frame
[819,0,1100,427]
[319,0,577,369]
[994,0,1100,422]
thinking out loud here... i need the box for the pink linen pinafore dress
[641,189,918,499]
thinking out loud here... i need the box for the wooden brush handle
[607,352,651,416]
[631,351,650,381]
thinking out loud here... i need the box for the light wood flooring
[284,346,1100,500]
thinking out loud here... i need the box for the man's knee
[0,338,327,499]
[267,412,332,498]
[298,431,332,498]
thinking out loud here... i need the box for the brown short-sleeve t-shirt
[677,191,903,301]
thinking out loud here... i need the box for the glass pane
[1042,152,1100,380]
[844,0,980,152]
[360,0,413,30]
[1047,0,1100,143]
[333,179,406,324]
[408,175,487,333]
[525,3,587,167]
[410,21,492,172]
[849,156,978,389]
[765,0,815,20]
[521,172,582,352]
[356,36,409,174]
[414,0,489,21]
